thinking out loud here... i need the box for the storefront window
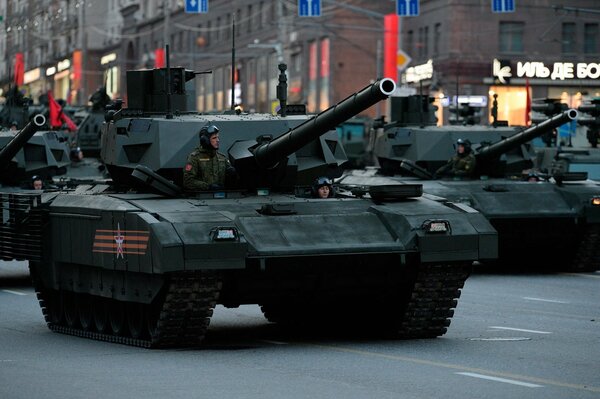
[547,87,600,109]
[489,85,528,126]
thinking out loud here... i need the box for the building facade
[0,0,123,105]
[118,0,396,114]
[399,0,600,127]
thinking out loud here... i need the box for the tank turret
[102,70,396,190]
[473,109,578,176]
[0,114,47,169]
[229,78,396,188]
[373,93,578,177]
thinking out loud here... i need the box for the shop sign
[24,68,41,84]
[404,59,433,83]
[57,59,71,72]
[493,58,600,82]
[101,53,117,65]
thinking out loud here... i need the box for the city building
[398,0,600,127]
[0,0,123,105]
[118,0,396,114]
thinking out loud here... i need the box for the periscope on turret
[0,63,499,348]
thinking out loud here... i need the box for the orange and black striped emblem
[92,223,149,258]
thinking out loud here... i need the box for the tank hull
[4,189,496,347]
[339,170,600,271]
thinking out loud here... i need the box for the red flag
[525,78,531,126]
[14,53,24,86]
[47,91,78,132]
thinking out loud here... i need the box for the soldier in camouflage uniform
[435,138,476,178]
[183,124,236,191]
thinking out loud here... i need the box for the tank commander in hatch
[434,138,476,178]
[312,177,335,198]
[183,124,237,191]
[31,175,43,190]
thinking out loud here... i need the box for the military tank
[0,114,72,187]
[342,101,600,271]
[0,63,498,348]
[535,98,600,180]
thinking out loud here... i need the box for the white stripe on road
[1,289,27,296]
[489,326,552,334]
[523,296,568,304]
[470,337,530,341]
[456,372,543,388]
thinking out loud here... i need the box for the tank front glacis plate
[44,192,495,275]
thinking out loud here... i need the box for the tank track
[31,271,221,348]
[570,224,600,272]
[395,263,471,338]
[260,263,470,339]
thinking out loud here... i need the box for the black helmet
[312,176,333,198]
[70,147,82,161]
[456,138,472,153]
[199,124,220,149]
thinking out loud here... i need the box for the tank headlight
[591,197,600,206]
[422,220,451,234]
[211,227,239,241]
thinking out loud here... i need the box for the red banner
[71,50,82,91]
[383,14,399,80]
[154,48,165,68]
[14,53,24,86]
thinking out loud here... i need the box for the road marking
[489,326,552,334]
[456,372,543,388]
[310,344,600,393]
[1,289,27,296]
[523,297,568,304]
[518,308,600,321]
[470,337,531,341]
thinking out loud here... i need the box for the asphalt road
[0,261,599,399]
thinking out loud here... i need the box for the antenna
[231,15,236,111]
[165,44,173,119]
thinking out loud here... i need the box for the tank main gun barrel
[0,114,46,169]
[476,109,578,161]
[254,78,396,168]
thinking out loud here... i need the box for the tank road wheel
[145,300,162,341]
[109,300,127,336]
[62,291,79,328]
[47,290,64,325]
[126,303,145,339]
[92,297,109,333]
[78,294,94,331]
